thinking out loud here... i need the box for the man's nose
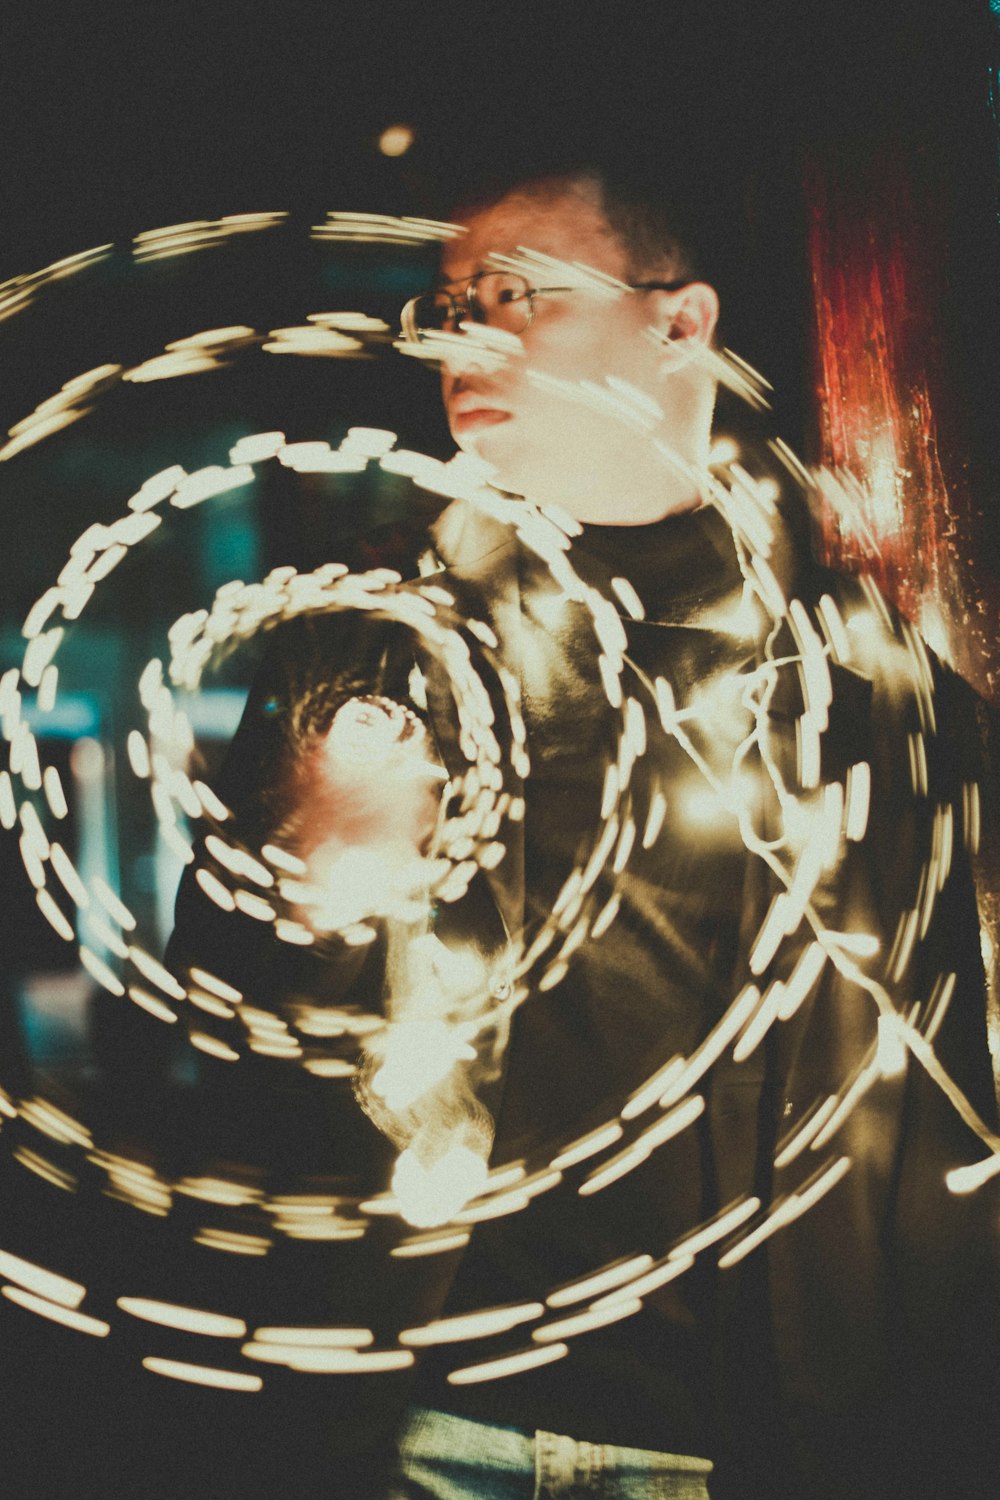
[444,292,479,334]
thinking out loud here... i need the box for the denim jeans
[389,1406,714,1499]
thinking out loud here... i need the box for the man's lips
[448,390,512,433]
[450,406,512,434]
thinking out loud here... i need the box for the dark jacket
[170,492,1000,1498]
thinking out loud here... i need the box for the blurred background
[0,1,996,1493]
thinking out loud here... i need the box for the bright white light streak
[49,842,89,907]
[14,1146,76,1191]
[633,1095,706,1155]
[87,911,129,959]
[169,768,202,822]
[85,542,128,584]
[188,967,241,1003]
[716,1201,797,1269]
[119,1299,246,1337]
[598,653,624,709]
[142,1358,262,1392]
[668,1196,761,1261]
[128,986,178,1024]
[922,971,956,1045]
[193,779,230,821]
[204,835,274,887]
[92,876,136,930]
[783,1155,852,1220]
[749,898,791,974]
[128,465,186,510]
[0,1249,85,1307]
[890,908,919,983]
[796,714,821,789]
[36,888,74,941]
[60,578,95,620]
[0,772,16,829]
[659,987,762,1106]
[0,666,21,717]
[391,1231,472,1259]
[170,464,254,509]
[789,601,831,727]
[38,664,58,713]
[2,1286,109,1336]
[229,432,285,464]
[591,1253,696,1310]
[80,944,124,995]
[537,960,569,994]
[22,627,63,685]
[589,891,621,941]
[826,930,879,959]
[908,732,928,796]
[127,945,186,999]
[963,781,980,854]
[17,728,42,790]
[266,1347,412,1373]
[400,1303,543,1347]
[19,799,49,857]
[20,1099,89,1148]
[22,588,61,639]
[190,1033,240,1062]
[19,832,46,889]
[551,1122,624,1171]
[547,1255,653,1309]
[253,1325,373,1347]
[195,867,236,911]
[610,575,645,620]
[621,1057,685,1121]
[937,803,953,891]
[745,552,785,617]
[108,510,162,546]
[612,817,636,875]
[448,1342,569,1386]
[580,1096,704,1197]
[844,762,871,842]
[732,982,785,1063]
[234,890,277,922]
[809,1063,879,1152]
[599,765,620,823]
[642,791,668,849]
[193,1231,270,1256]
[875,1013,909,1078]
[946,1154,1000,1194]
[455,1187,532,1223]
[777,942,826,1020]
[533,1298,642,1343]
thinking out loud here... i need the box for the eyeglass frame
[400,269,692,343]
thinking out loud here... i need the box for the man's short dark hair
[448,156,712,288]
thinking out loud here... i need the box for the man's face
[437,188,708,523]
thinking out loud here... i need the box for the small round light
[378,124,415,158]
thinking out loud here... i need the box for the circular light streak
[0,210,996,1393]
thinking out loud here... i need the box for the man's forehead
[440,190,628,281]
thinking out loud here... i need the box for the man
[171,165,999,1498]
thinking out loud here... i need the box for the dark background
[1,0,996,445]
[0,3,996,1496]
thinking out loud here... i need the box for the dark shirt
[414,507,774,1462]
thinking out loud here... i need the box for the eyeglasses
[400,270,691,343]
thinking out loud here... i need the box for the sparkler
[0,212,995,1394]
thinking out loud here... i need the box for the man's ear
[646,281,720,347]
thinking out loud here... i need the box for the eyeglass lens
[416,272,531,335]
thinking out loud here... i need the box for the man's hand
[287,696,444,931]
